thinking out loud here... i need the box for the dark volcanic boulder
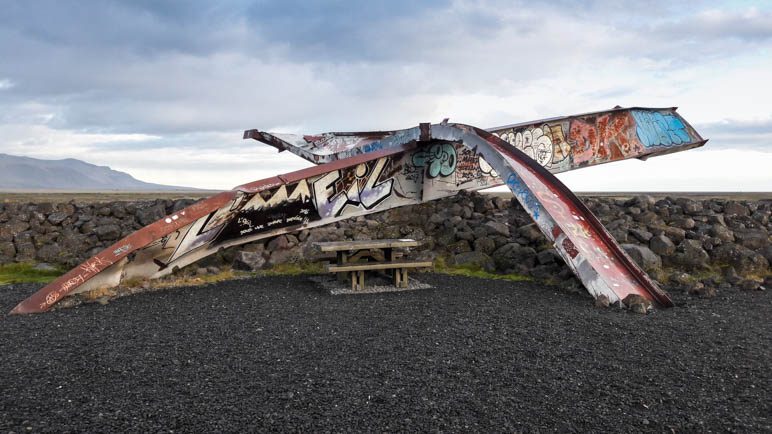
[622,294,652,314]
[723,201,749,217]
[762,245,772,265]
[0,241,16,262]
[446,240,471,255]
[662,226,686,243]
[232,251,266,271]
[629,228,653,243]
[676,198,703,216]
[14,242,36,261]
[267,234,298,251]
[267,248,302,266]
[649,234,676,257]
[733,229,769,250]
[711,243,769,276]
[709,224,735,242]
[634,211,659,225]
[484,221,510,237]
[36,243,63,263]
[95,224,121,241]
[473,237,496,255]
[621,244,662,273]
[492,243,536,272]
[670,217,696,230]
[673,239,711,270]
[452,251,495,272]
[536,248,561,265]
[628,194,655,210]
[47,212,68,225]
[135,202,167,226]
[0,220,30,242]
[517,223,543,243]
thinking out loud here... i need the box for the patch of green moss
[433,256,531,282]
[260,262,325,276]
[438,267,532,282]
[0,263,64,285]
[660,265,724,284]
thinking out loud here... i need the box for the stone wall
[1,192,770,293]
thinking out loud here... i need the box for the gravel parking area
[1,274,769,432]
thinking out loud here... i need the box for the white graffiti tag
[79,256,112,274]
[313,158,394,218]
[497,126,553,166]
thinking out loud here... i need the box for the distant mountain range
[0,153,196,191]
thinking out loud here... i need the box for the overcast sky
[1,0,770,191]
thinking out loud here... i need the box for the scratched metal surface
[447,125,674,307]
[13,114,704,313]
[246,107,706,174]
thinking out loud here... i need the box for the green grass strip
[0,263,63,285]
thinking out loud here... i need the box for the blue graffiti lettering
[631,110,691,148]
[362,141,386,153]
[506,173,540,220]
[412,143,457,178]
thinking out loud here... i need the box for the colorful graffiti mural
[12,107,706,314]
[494,124,573,170]
[314,158,397,218]
[412,143,457,178]
[409,142,502,201]
[248,107,703,177]
[631,110,692,147]
[488,108,698,172]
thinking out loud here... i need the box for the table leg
[350,270,365,290]
[384,247,394,280]
[337,251,348,283]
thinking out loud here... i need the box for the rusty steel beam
[11,107,706,314]
[246,106,705,169]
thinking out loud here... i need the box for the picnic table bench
[313,239,433,290]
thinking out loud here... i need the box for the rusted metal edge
[468,126,673,307]
[10,192,238,314]
[246,108,707,176]
[424,123,673,307]
[244,129,288,152]
[11,144,418,314]
[12,119,686,314]
[486,105,682,133]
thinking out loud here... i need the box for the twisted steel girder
[11,107,705,313]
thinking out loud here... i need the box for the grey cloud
[656,8,772,42]
[696,118,772,150]
[0,0,771,139]
[0,0,247,56]
[243,0,458,62]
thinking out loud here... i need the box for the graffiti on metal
[255,107,703,175]
[630,110,692,147]
[488,108,700,172]
[11,107,705,314]
[505,173,541,220]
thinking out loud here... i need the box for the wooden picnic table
[313,238,432,290]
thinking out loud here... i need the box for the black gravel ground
[1,275,769,433]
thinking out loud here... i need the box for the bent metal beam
[11,107,706,314]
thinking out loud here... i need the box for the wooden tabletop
[313,238,420,252]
